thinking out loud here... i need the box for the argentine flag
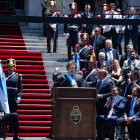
[73,53,80,71]
[0,60,10,113]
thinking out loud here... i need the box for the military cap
[80,32,89,40]
[6,57,16,69]
[69,1,77,9]
[86,54,96,62]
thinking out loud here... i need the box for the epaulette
[57,12,60,17]
[64,14,69,18]
[71,52,75,56]
[89,45,93,50]
[76,14,81,18]
[74,45,79,50]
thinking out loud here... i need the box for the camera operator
[116,71,132,99]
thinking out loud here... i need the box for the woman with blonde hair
[111,59,122,83]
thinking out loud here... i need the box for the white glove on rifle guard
[16,97,21,104]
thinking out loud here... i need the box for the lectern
[51,87,97,140]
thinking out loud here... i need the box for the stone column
[24,0,43,29]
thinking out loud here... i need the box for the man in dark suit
[96,69,115,115]
[97,52,111,73]
[0,101,23,140]
[116,87,140,140]
[121,7,139,53]
[90,27,106,61]
[53,60,84,87]
[99,39,119,65]
[120,45,139,68]
[81,4,93,36]
[96,86,126,140]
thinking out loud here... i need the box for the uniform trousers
[47,26,58,53]
[68,31,78,60]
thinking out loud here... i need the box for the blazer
[90,35,106,60]
[122,15,139,36]
[99,48,119,61]
[102,11,122,33]
[81,12,93,35]
[53,73,84,87]
[120,53,139,68]
[97,76,115,110]
[124,97,140,117]
[104,95,126,118]
[97,60,111,73]
[122,59,140,71]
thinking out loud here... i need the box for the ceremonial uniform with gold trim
[64,1,82,60]
[5,58,23,113]
[72,33,93,70]
[45,1,60,53]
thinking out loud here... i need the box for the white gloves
[78,33,81,38]
[64,33,69,39]
[50,24,56,29]
[16,97,21,104]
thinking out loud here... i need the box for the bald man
[96,69,115,115]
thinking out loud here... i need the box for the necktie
[97,81,102,94]
[129,98,135,117]
[128,15,132,29]
[127,54,130,60]
[108,97,115,118]
[94,37,97,53]
[107,49,112,64]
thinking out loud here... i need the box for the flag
[0,60,10,113]
[73,53,80,71]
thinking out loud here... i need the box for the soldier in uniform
[5,57,23,132]
[64,1,82,60]
[97,3,109,35]
[82,54,98,87]
[45,0,60,53]
[72,32,93,70]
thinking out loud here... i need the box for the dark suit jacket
[99,48,119,61]
[104,95,126,118]
[120,54,139,68]
[53,73,84,87]
[90,35,106,60]
[81,12,93,36]
[97,60,111,73]
[0,102,5,114]
[124,97,140,117]
[97,76,115,110]
[124,15,139,36]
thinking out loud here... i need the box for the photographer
[116,71,132,99]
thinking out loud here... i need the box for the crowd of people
[50,1,140,140]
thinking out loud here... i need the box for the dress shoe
[47,51,52,53]
[13,136,24,140]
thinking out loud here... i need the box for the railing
[0,0,15,15]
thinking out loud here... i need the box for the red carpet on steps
[0,16,51,137]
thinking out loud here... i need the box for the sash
[79,45,87,54]
[73,53,80,71]
[65,72,78,88]
[6,72,15,81]
[85,69,96,81]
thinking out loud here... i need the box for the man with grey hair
[81,4,93,36]
[97,52,111,73]
[120,45,139,68]
[99,39,119,65]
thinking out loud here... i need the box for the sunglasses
[117,11,121,12]
[110,7,115,9]
[94,30,99,32]
[111,90,116,92]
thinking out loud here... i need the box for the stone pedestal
[24,0,43,29]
